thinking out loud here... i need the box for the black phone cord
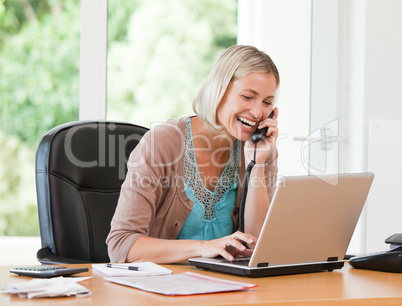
[238,141,258,233]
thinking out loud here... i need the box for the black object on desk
[349,234,402,273]
[9,266,89,278]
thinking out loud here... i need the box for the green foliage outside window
[0,0,237,236]
[107,0,237,126]
[0,0,80,236]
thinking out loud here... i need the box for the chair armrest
[36,247,90,265]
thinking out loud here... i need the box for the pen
[106,264,142,271]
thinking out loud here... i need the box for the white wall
[356,0,402,252]
[240,0,402,253]
[334,0,402,252]
[238,0,311,177]
[340,0,402,173]
[320,0,402,253]
[367,120,402,252]
[364,0,402,120]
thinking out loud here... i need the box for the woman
[107,45,280,264]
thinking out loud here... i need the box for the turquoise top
[177,118,240,240]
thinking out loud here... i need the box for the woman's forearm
[126,236,204,264]
[126,231,258,264]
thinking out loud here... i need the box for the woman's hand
[245,107,279,165]
[199,231,257,261]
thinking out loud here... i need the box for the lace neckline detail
[183,118,240,220]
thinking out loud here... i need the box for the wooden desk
[2,262,402,305]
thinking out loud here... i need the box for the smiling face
[216,72,277,141]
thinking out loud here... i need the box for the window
[106,0,238,126]
[0,1,80,264]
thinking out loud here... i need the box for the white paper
[92,262,172,277]
[2,276,92,299]
[105,272,257,295]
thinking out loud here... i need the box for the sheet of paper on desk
[105,272,257,295]
[92,262,172,277]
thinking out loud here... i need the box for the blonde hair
[192,45,280,131]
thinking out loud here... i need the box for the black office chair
[35,121,148,264]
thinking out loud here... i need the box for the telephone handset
[251,111,274,143]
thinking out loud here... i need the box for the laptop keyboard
[222,258,250,266]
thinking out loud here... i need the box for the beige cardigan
[106,116,278,262]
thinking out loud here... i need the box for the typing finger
[232,231,257,245]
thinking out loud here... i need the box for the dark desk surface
[2,262,402,305]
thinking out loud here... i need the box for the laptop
[189,172,374,277]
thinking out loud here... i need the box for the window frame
[79,0,108,120]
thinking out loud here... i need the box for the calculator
[9,266,89,278]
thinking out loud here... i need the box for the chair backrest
[35,121,148,263]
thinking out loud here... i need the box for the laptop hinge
[257,262,269,267]
[327,257,338,262]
